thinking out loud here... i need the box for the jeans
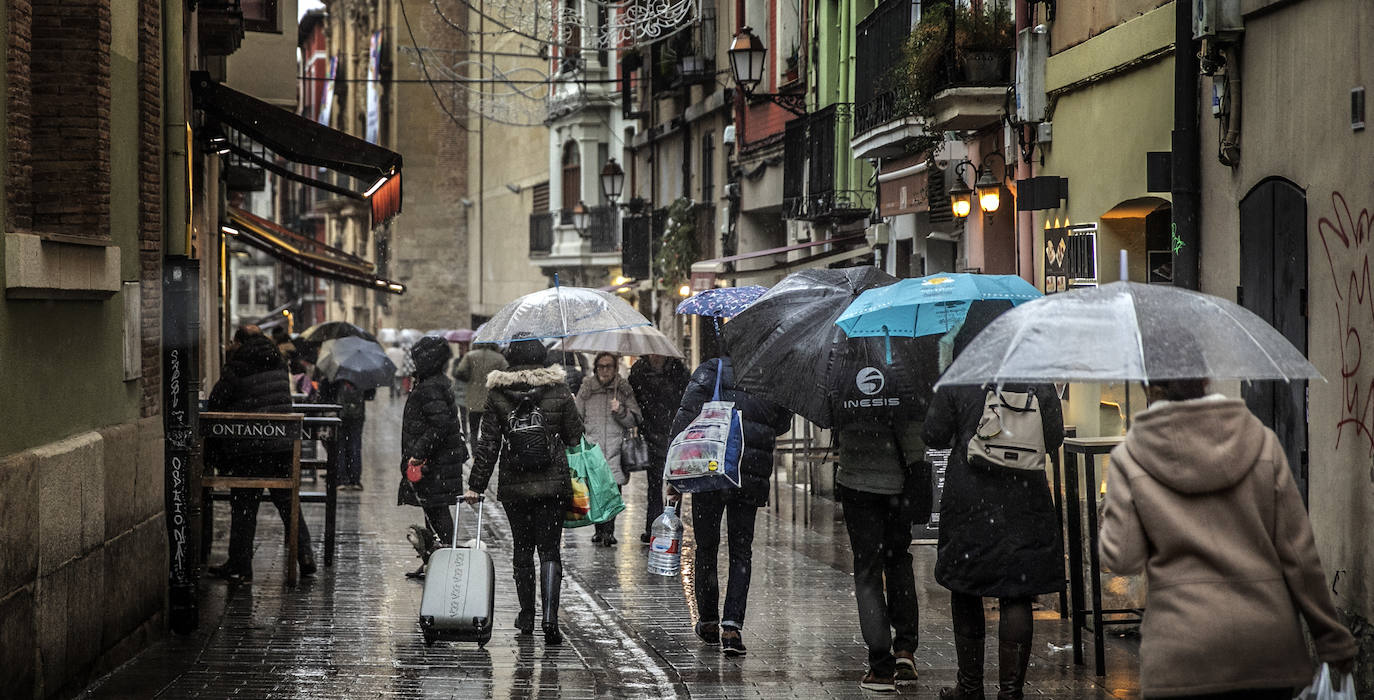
[337,420,364,486]
[691,489,758,629]
[228,487,313,576]
[643,448,666,537]
[504,497,564,571]
[838,484,920,677]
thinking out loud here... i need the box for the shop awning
[224,207,405,295]
[192,72,403,226]
[690,232,869,275]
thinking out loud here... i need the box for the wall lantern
[949,160,975,219]
[727,27,806,116]
[600,158,625,203]
[572,201,591,237]
[975,151,1008,213]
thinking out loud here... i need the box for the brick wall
[9,0,113,238]
[138,0,161,417]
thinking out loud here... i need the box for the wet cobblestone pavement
[82,394,1142,699]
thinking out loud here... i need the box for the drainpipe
[1171,0,1200,290]
[1015,0,1033,283]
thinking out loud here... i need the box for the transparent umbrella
[474,285,652,343]
[936,281,1323,387]
[554,326,684,359]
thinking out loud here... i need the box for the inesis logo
[845,367,900,408]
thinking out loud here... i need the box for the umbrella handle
[883,326,892,365]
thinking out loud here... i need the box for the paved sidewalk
[82,393,1141,699]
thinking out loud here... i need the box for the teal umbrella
[836,273,1042,340]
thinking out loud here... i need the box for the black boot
[540,561,563,645]
[996,640,1030,700]
[939,632,986,700]
[514,565,536,634]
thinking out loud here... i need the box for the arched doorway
[1239,177,1308,501]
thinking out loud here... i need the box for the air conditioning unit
[1193,0,1242,40]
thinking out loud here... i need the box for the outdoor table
[199,412,304,587]
[1060,435,1141,677]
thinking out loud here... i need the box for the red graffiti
[1318,191,1374,453]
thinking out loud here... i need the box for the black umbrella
[723,267,939,429]
[316,336,396,391]
[300,320,377,343]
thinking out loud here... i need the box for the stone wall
[0,418,166,699]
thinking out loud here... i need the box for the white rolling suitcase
[418,497,495,647]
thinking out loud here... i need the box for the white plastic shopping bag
[1294,663,1355,700]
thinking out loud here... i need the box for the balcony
[782,105,874,222]
[530,207,622,268]
[198,0,246,57]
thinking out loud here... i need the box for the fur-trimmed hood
[486,364,567,389]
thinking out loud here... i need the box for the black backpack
[504,395,557,470]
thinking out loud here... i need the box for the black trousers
[467,411,485,456]
[228,487,313,576]
[838,484,920,677]
[643,447,667,537]
[422,505,455,546]
[691,489,758,629]
[504,496,564,572]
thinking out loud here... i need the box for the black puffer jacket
[469,364,584,502]
[670,357,792,507]
[206,335,294,473]
[922,300,1066,598]
[628,357,691,457]
[397,337,468,507]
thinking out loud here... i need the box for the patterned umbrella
[676,285,769,318]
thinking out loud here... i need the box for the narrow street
[82,394,1141,699]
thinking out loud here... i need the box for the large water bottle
[646,505,683,577]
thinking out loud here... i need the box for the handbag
[563,438,626,528]
[968,388,1047,471]
[664,359,745,493]
[620,428,651,473]
[1295,663,1355,700]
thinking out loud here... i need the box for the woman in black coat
[628,354,691,542]
[465,337,583,645]
[397,336,469,576]
[206,333,316,584]
[922,300,1065,700]
[669,353,791,656]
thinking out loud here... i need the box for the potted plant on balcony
[961,1,1013,83]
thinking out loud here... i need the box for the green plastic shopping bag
[563,438,625,528]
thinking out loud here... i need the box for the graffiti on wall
[1318,191,1374,452]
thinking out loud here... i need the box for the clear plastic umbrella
[553,325,684,359]
[937,281,1323,387]
[474,285,652,343]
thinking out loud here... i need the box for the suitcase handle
[454,494,485,549]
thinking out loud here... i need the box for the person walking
[205,333,316,584]
[628,353,691,544]
[326,376,367,490]
[834,404,930,692]
[921,300,1065,700]
[385,342,408,399]
[465,337,583,644]
[669,351,790,657]
[397,337,469,579]
[453,342,508,454]
[1099,373,1356,699]
[575,352,641,546]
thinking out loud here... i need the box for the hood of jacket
[229,335,282,375]
[1122,395,1266,494]
[410,337,452,379]
[486,364,567,389]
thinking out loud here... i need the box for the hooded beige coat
[1100,396,1356,697]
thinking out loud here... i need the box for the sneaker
[894,651,918,681]
[720,628,747,656]
[694,621,720,645]
[860,672,896,692]
[207,563,252,584]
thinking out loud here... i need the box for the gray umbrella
[936,281,1322,387]
[316,336,396,391]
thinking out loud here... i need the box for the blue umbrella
[836,273,1042,340]
[676,285,769,318]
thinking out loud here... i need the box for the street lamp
[728,27,806,116]
[975,151,1008,213]
[571,201,591,237]
[949,160,975,219]
[600,158,625,203]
